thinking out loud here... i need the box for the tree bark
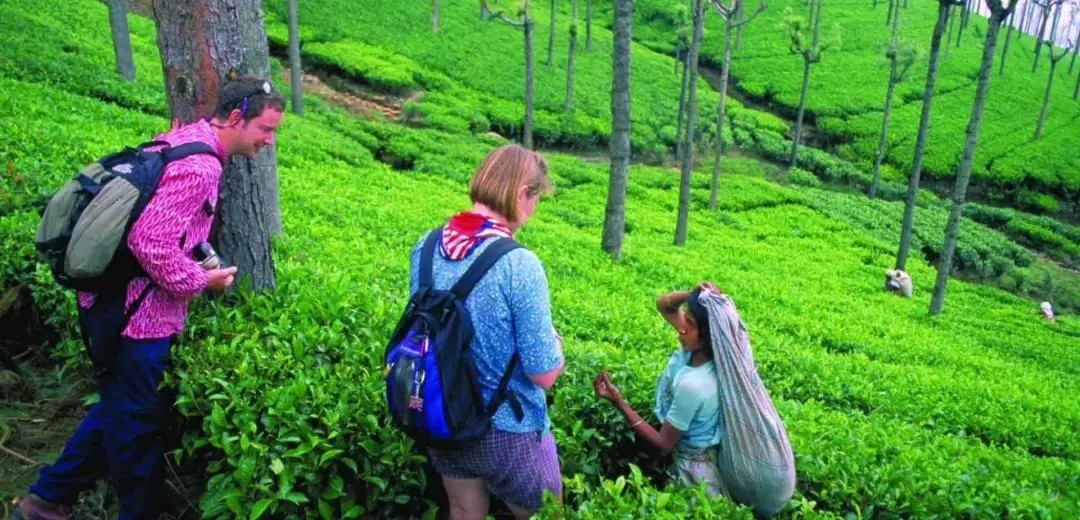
[675,0,703,246]
[152,0,279,291]
[789,0,821,169]
[107,0,135,81]
[586,0,593,50]
[886,0,895,27]
[870,57,897,198]
[433,0,440,31]
[1000,8,1014,76]
[930,5,1008,316]
[524,17,535,149]
[1017,0,1029,40]
[957,0,970,47]
[1033,2,1052,72]
[709,16,732,209]
[946,3,956,59]
[1035,58,1059,139]
[288,0,303,115]
[603,0,632,260]
[897,1,950,272]
[1070,31,1079,74]
[675,49,689,163]
[548,0,556,66]
[735,0,745,51]
[566,0,577,111]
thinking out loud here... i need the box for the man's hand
[207,266,238,291]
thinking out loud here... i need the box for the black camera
[193,242,226,270]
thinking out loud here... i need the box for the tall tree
[1069,5,1079,73]
[786,0,829,169]
[674,0,704,246]
[706,0,767,209]
[1000,6,1016,75]
[483,1,537,149]
[869,0,916,198]
[1032,0,1059,73]
[603,0,632,260]
[548,0,557,65]
[674,2,691,162]
[1017,0,1031,39]
[930,0,1018,316]
[287,0,303,115]
[897,0,960,271]
[566,0,578,110]
[734,0,745,50]
[1035,4,1072,139]
[107,0,135,81]
[586,0,594,50]
[945,2,957,59]
[956,0,972,47]
[152,0,281,291]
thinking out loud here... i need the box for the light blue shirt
[654,349,723,450]
[409,231,562,433]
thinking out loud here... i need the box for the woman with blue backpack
[385,144,565,519]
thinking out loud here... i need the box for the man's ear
[225,108,243,127]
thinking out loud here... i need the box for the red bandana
[439,211,514,260]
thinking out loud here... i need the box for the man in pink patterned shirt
[17,77,285,520]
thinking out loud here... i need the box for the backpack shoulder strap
[487,351,524,420]
[449,237,523,301]
[418,227,442,290]
[161,142,223,166]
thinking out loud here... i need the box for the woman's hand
[696,281,720,295]
[593,371,623,404]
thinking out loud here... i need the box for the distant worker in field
[884,269,913,297]
[1040,301,1056,321]
[593,283,795,517]
[16,77,284,520]
[385,144,564,520]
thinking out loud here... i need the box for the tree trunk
[1033,5,1051,72]
[734,0,744,51]
[1069,33,1079,74]
[524,18,535,149]
[287,0,303,115]
[886,0,895,27]
[1017,0,1029,40]
[957,0,970,47]
[946,4,956,59]
[1035,58,1058,139]
[603,0,632,260]
[675,49,689,164]
[107,0,135,81]
[586,0,593,50]
[433,0,440,31]
[930,8,1007,316]
[152,0,280,291]
[1000,8,1014,76]
[1074,60,1080,99]
[870,58,897,198]
[789,0,822,169]
[897,1,950,271]
[789,59,812,168]
[709,17,732,210]
[674,0,703,246]
[566,0,577,111]
[548,0,556,66]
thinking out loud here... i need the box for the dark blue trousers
[29,295,172,520]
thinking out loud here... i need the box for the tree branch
[733,0,767,28]
[481,1,527,26]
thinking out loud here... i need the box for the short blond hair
[469,145,553,223]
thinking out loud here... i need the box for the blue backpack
[384,228,525,449]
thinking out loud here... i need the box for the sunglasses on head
[238,81,274,117]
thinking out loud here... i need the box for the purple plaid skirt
[428,428,561,511]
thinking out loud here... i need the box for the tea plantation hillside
[2,0,1080,519]
[608,0,1080,217]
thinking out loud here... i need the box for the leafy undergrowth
[2,0,1080,519]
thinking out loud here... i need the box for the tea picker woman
[594,283,795,517]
